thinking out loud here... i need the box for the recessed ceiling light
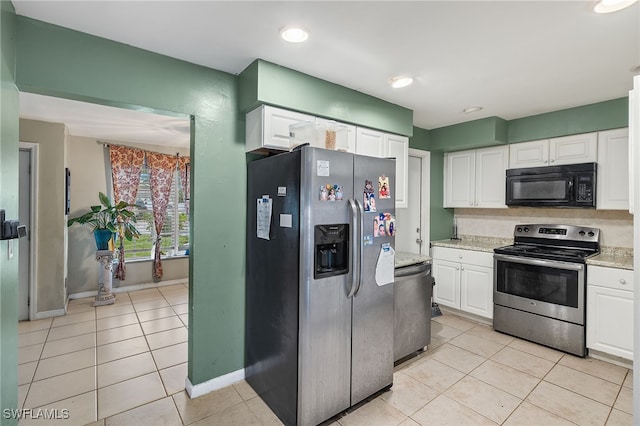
[463,106,483,114]
[280,26,309,43]
[594,0,638,13]
[389,76,413,89]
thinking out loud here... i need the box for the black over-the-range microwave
[505,162,597,208]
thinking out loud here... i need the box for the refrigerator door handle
[353,199,365,297]
[347,199,360,298]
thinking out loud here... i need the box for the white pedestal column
[94,249,116,306]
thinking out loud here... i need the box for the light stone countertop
[587,246,634,270]
[430,235,513,253]
[395,251,431,269]
[431,236,634,270]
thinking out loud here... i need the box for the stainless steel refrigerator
[246,146,396,426]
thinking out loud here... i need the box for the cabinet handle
[456,267,459,270]
[458,255,463,259]
[619,279,626,284]
[461,267,464,270]
[550,159,555,163]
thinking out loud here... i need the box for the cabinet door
[549,132,597,166]
[475,146,509,208]
[460,264,493,319]
[355,127,385,158]
[246,105,314,152]
[586,285,634,360]
[597,128,629,210]
[432,259,460,309]
[385,134,409,208]
[444,150,475,208]
[509,140,549,168]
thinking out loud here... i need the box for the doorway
[18,143,38,321]
[395,149,430,254]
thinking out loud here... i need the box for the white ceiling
[13,1,640,146]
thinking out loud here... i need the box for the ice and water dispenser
[314,224,349,279]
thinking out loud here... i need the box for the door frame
[19,142,39,321]
[408,148,430,254]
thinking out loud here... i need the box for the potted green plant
[67,192,141,250]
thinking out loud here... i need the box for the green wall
[0,2,19,424]
[425,97,629,242]
[507,97,628,143]
[15,16,244,387]
[238,59,414,136]
[429,116,508,152]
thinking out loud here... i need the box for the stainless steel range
[493,224,600,357]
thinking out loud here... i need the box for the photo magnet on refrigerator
[378,175,391,199]
[363,180,376,212]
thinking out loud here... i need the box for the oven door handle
[494,254,584,271]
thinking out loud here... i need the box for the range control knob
[523,227,529,233]
[579,230,586,236]
[517,227,523,232]
[588,231,595,237]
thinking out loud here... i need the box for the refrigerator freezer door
[351,154,396,404]
[298,148,355,426]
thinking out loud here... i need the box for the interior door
[18,149,31,321]
[395,155,422,254]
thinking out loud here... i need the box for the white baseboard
[185,368,246,399]
[34,308,66,320]
[68,278,188,300]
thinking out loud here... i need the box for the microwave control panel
[576,175,593,202]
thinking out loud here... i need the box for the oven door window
[496,260,578,308]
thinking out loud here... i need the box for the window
[122,161,189,260]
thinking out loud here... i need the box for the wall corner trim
[34,308,66,320]
[185,368,246,399]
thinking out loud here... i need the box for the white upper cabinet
[246,105,314,152]
[444,150,475,208]
[475,146,509,208]
[549,133,597,165]
[597,128,629,210]
[444,146,508,208]
[509,133,597,168]
[356,127,409,208]
[355,127,385,157]
[385,134,409,209]
[508,139,549,168]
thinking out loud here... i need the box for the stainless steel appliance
[394,261,432,362]
[493,224,600,356]
[506,162,597,208]
[245,147,396,426]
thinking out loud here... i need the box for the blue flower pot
[94,229,114,250]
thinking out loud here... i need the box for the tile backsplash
[454,208,633,248]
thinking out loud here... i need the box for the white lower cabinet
[432,247,493,319]
[586,265,634,360]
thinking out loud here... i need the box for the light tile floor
[17,286,634,425]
